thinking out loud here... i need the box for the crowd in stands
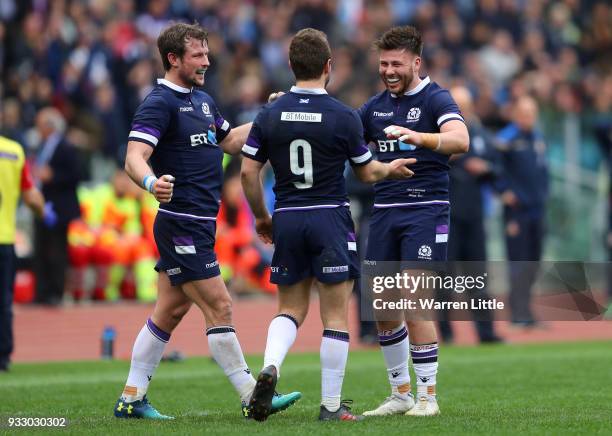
[1,0,611,306]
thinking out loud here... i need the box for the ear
[324,58,332,74]
[413,56,421,71]
[168,52,180,68]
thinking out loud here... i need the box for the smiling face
[379,49,420,95]
[173,37,209,88]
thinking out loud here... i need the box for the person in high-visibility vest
[68,171,157,302]
[0,135,53,372]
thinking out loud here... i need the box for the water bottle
[101,326,116,360]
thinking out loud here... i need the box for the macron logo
[299,98,309,103]
[373,111,393,117]
[205,260,219,269]
[180,107,194,112]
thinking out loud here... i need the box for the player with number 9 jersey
[240,28,415,422]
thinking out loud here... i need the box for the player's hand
[384,125,423,146]
[255,215,273,244]
[386,158,416,180]
[154,174,175,203]
[267,91,285,103]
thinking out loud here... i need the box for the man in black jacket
[33,107,83,305]
[440,86,503,343]
[495,96,549,326]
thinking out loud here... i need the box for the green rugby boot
[114,395,174,420]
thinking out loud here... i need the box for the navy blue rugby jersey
[241,86,372,211]
[128,79,231,219]
[358,76,464,207]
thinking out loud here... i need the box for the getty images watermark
[371,271,503,311]
[360,261,610,322]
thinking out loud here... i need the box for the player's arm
[384,120,469,155]
[240,157,272,243]
[124,140,174,203]
[219,122,253,155]
[347,109,415,183]
[353,158,416,183]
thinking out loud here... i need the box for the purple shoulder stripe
[246,136,261,149]
[132,124,161,138]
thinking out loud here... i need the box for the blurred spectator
[0,135,47,371]
[478,30,520,91]
[226,74,265,126]
[495,96,549,327]
[439,86,502,344]
[91,83,128,163]
[0,98,27,145]
[136,0,172,42]
[32,107,84,305]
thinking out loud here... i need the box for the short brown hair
[289,28,332,81]
[374,26,423,56]
[157,23,208,71]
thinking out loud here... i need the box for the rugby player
[358,26,469,417]
[114,23,300,420]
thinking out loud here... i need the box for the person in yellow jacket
[67,170,157,301]
[0,135,52,371]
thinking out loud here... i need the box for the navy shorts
[271,207,360,286]
[365,204,450,263]
[153,212,221,286]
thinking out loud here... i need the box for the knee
[153,303,191,332]
[377,320,403,332]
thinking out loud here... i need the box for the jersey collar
[390,76,430,98]
[290,86,327,95]
[157,78,192,94]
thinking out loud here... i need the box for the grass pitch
[1,341,611,435]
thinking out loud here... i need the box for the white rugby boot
[405,395,440,416]
[363,393,415,416]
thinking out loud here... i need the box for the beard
[179,69,204,88]
[383,69,414,95]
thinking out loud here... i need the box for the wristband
[143,175,157,193]
[420,133,441,151]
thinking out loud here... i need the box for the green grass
[1,341,611,435]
